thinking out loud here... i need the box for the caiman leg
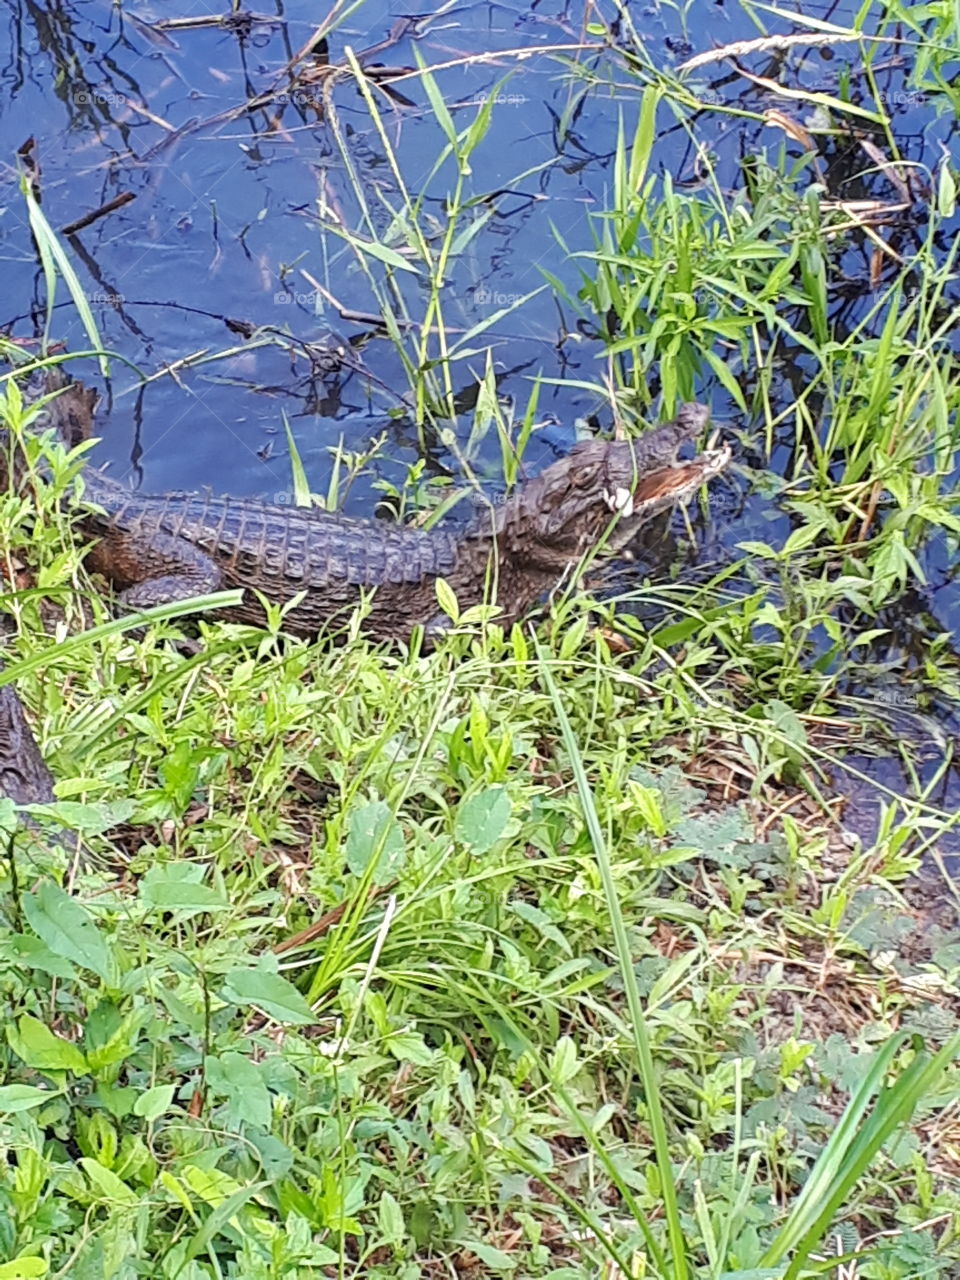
[86,530,223,611]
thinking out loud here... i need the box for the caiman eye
[571,461,602,488]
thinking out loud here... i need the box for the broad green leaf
[318,1163,364,1234]
[159,1170,193,1213]
[324,225,419,273]
[21,798,135,834]
[384,1031,434,1066]
[182,1164,245,1207]
[378,1190,405,1243]
[0,1085,59,1114]
[455,787,511,854]
[938,161,956,217]
[7,1015,88,1074]
[703,349,748,411]
[456,1240,516,1271]
[764,699,807,747]
[85,1006,149,1072]
[515,1131,554,1171]
[434,577,460,622]
[0,798,16,835]
[180,1179,267,1265]
[22,881,111,982]
[630,87,660,194]
[416,49,457,146]
[80,1158,139,1207]
[0,1258,49,1278]
[916,503,960,534]
[224,968,315,1025]
[139,865,231,912]
[7,935,77,979]
[736,540,777,559]
[133,1084,177,1122]
[847,628,891,648]
[509,900,572,952]
[206,1052,271,1129]
[549,1036,579,1085]
[650,616,703,647]
[98,1084,138,1120]
[448,205,495,258]
[345,800,404,882]
[628,783,668,837]
[782,523,824,556]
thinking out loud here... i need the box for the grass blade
[0,591,245,687]
[536,638,687,1279]
[282,410,312,507]
[20,176,109,377]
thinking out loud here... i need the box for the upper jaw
[603,438,732,524]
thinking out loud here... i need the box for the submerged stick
[61,191,136,236]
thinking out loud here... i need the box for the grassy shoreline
[1,450,959,1274]
[2,4,960,1272]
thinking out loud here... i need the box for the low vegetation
[1,3,960,1277]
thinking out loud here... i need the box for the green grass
[2,1,960,1275]
[1,427,958,1274]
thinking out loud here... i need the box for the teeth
[615,487,634,517]
[604,487,635,517]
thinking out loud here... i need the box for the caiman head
[489,404,732,571]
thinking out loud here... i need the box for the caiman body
[8,373,731,642]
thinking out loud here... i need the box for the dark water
[4,0,630,500]
[2,0,959,845]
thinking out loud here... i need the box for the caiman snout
[502,405,732,573]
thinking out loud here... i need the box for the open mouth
[603,485,637,518]
[604,439,733,518]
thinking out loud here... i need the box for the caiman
[3,370,731,642]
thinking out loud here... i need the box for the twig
[385,42,599,84]
[272,881,396,954]
[297,269,415,329]
[123,101,177,132]
[140,117,199,162]
[154,13,283,31]
[678,31,897,74]
[61,191,136,236]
